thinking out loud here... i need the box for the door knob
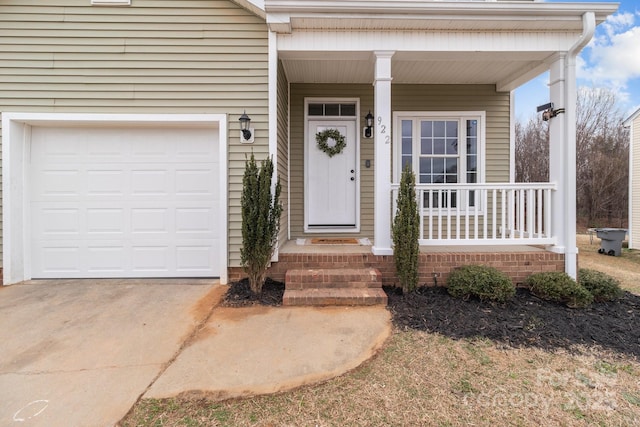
[350,169,355,173]
[350,177,355,181]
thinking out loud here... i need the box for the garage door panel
[131,208,170,235]
[175,169,217,197]
[176,207,214,234]
[132,246,171,273]
[131,169,170,196]
[87,170,126,197]
[29,125,221,279]
[33,245,82,275]
[32,206,82,238]
[177,246,216,273]
[87,245,127,274]
[87,208,126,235]
[33,170,82,200]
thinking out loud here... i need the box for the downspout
[563,12,596,279]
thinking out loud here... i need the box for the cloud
[578,12,640,105]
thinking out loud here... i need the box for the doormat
[310,238,359,245]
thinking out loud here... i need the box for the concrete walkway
[0,280,391,427]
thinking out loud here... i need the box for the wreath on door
[316,129,346,157]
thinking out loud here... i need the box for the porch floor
[279,240,549,254]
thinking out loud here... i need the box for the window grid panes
[308,103,357,117]
[398,116,481,210]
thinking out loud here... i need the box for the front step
[283,268,387,306]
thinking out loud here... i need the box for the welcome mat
[310,238,359,245]
[296,238,372,246]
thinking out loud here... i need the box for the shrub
[447,265,515,303]
[392,165,420,294]
[240,153,282,295]
[579,268,622,302]
[524,272,593,308]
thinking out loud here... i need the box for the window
[308,103,356,117]
[395,113,484,209]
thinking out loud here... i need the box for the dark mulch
[385,285,640,359]
[221,278,640,359]
[222,277,285,307]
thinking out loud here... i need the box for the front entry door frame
[304,98,360,233]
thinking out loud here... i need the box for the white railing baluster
[390,182,556,246]
[491,189,497,239]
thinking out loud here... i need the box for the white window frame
[393,111,486,212]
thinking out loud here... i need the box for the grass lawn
[120,236,640,427]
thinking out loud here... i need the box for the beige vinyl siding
[276,60,289,248]
[632,116,640,249]
[289,84,374,239]
[0,0,269,268]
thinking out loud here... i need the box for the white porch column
[548,53,578,278]
[372,51,395,255]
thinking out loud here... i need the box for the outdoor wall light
[363,110,374,139]
[239,111,254,143]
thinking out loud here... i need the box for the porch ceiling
[279,51,551,86]
[268,0,619,90]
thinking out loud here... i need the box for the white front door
[306,120,358,230]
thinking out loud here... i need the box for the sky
[515,0,640,121]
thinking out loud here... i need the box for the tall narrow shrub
[240,153,282,295]
[392,165,420,293]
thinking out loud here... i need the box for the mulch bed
[386,285,640,359]
[222,278,640,359]
[222,277,285,307]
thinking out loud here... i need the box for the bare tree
[575,88,629,226]
[515,87,629,227]
[515,115,549,182]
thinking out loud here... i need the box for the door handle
[350,177,355,181]
[350,169,355,173]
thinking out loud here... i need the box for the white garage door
[29,125,222,278]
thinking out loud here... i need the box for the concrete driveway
[0,279,222,427]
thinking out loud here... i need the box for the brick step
[282,288,388,307]
[285,268,382,290]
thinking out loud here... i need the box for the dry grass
[577,233,640,294]
[120,238,640,427]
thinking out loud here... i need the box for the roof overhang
[265,1,619,90]
[623,108,640,127]
[230,0,266,19]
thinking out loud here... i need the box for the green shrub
[240,153,282,295]
[579,268,622,302]
[392,165,420,294]
[447,265,515,303]
[524,272,593,308]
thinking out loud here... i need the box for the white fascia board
[265,0,618,21]
[230,0,266,19]
[623,107,640,127]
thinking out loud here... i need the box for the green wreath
[316,129,346,157]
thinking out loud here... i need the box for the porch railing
[391,183,556,245]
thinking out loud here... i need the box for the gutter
[568,12,596,57]
[265,0,618,21]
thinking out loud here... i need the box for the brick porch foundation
[227,250,565,287]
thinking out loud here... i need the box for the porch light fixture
[363,110,374,139]
[239,111,254,143]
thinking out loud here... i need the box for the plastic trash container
[595,228,627,256]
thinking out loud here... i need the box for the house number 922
[377,116,391,144]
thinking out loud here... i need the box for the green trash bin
[595,228,627,256]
